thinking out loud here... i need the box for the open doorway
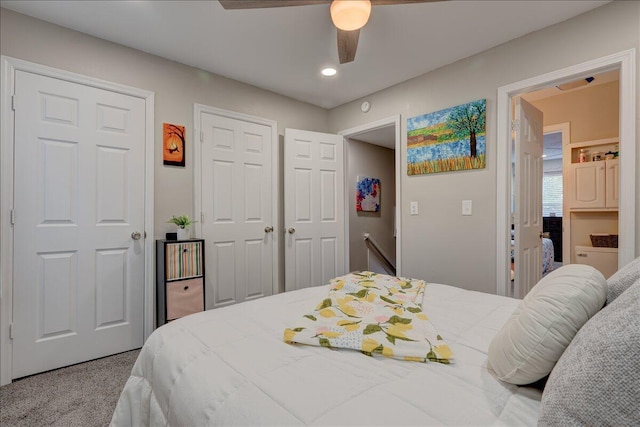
[541,125,568,271]
[339,116,401,276]
[497,50,635,298]
[510,70,620,295]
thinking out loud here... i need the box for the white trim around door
[193,104,280,296]
[338,115,402,276]
[0,56,155,386]
[496,49,636,297]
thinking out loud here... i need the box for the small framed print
[163,123,185,167]
[356,176,380,212]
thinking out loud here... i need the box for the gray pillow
[538,277,640,426]
[606,256,640,304]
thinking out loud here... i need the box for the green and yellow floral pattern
[284,272,453,363]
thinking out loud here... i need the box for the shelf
[156,239,206,326]
[567,137,619,164]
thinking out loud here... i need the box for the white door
[284,129,345,291]
[12,71,145,379]
[200,111,274,308]
[514,97,544,298]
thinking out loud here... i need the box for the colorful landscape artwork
[356,176,380,212]
[407,99,486,175]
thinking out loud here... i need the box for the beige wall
[328,0,639,294]
[347,139,396,272]
[533,80,619,142]
[0,8,330,241]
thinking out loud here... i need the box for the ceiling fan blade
[219,0,329,10]
[371,0,444,5]
[337,29,359,64]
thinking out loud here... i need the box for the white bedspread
[111,283,541,426]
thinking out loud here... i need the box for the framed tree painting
[407,99,486,175]
[163,123,186,167]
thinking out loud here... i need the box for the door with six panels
[12,71,146,379]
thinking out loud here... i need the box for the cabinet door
[605,159,619,208]
[568,162,605,208]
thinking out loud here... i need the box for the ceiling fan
[218,0,443,64]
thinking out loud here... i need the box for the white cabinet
[605,158,619,208]
[567,158,618,209]
[575,245,618,279]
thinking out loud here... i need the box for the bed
[111,274,542,426]
[111,262,640,427]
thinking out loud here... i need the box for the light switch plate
[462,200,472,215]
[410,201,419,215]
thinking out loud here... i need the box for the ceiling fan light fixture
[330,0,372,31]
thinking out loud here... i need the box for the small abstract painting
[163,123,186,167]
[407,99,486,175]
[356,176,380,212]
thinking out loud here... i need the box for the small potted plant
[168,215,196,240]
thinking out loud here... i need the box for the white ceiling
[0,0,610,109]
[349,124,396,149]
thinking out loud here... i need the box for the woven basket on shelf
[589,234,618,248]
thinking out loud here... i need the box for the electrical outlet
[410,201,419,215]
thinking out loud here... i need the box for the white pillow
[488,265,606,385]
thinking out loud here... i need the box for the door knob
[264,226,274,233]
[288,227,296,234]
[131,231,142,240]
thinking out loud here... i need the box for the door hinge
[10,209,15,225]
[11,95,16,111]
[201,212,204,223]
[200,131,204,143]
[9,323,14,340]
[511,120,519,131]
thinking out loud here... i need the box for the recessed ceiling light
[321,67,337,77]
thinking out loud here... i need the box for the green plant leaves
[167,215,196,227]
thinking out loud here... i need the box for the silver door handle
[577,253,587,257]
[264,226,274,233]
[288,227,296,234]
[131,231,142,240]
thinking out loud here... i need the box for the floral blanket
[284,272,453,363]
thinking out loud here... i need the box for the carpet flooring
[0,349,139,427]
